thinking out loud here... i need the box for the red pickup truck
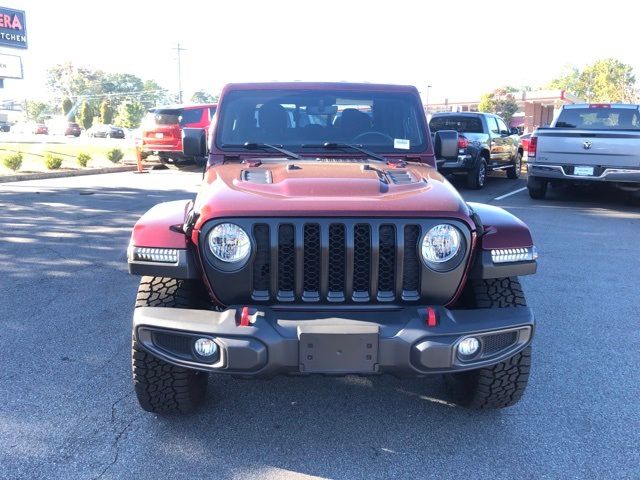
[141,103,216,166]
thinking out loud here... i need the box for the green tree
[46,62,104,98]
[100,100,114,124]
[549,59,636,102]
[140,79,170,109]
[115,99,146,129]
[61,97,73,116]
[477,88,519,123]
[25,101,49,122]
[191,90,218,103]
[77,101,94,130]
[478,93,495,113]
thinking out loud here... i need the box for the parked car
[429,112,523,189]
[141,103,217,165]
[0,121,11,132]
[87,124,125,138]
[527,103,640,201]
[33,123,49,135]
[50,121,81,137]
[127,82,538,414]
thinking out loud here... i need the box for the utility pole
[173,43,187,103]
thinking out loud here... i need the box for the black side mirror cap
[434,130,459,161]
[182,128,207,158]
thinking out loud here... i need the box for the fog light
[194,338,218,357]
[458,337,480,357]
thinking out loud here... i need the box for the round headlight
[208,223,251,263]
[421,224,461,264]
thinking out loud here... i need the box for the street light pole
[173,43,187,103]
[425,84,432,113]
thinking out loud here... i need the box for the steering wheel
[351,131,394,144]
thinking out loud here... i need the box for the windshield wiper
[302,142,387,163]
[222,142,301,160]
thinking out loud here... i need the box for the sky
[2,0,639,104]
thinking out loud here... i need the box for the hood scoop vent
[385,170,417,185]
[242,169,272,184]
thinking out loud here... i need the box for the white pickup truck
[527,103,640,201]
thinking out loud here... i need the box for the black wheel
[446,277,532,409]
[507,151,522,179]
[527,175,547,199]
[132,276,210,414]
[466,157,487,190]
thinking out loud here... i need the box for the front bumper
[133,305,534,377]
[528,163,640,184]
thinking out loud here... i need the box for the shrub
[44,152,63,170]
[77,152,91,168]
[3,153,23,172]
[106,148,124,163]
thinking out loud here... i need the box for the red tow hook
[239,306,251,327]
[426,307,437,327]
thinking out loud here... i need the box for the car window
[486,117,500,135]
[144,109,181,126]
[555,107,640,130]
[208,106,217,120]
[429,116,483,133]
[216,89,427,153]
[496,117,509,134]
[180,108,203,126]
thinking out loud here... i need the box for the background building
[427,89,583,133]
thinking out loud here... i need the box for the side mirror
[182,128,207,160]
[434,130,459,161]
[510,127,519,135]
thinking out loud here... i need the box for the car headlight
[208,223,251,263]
[421,224,462,265]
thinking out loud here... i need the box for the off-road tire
[527,175,547,199]
[507,151,522,179]
[446,277,531,409]
[132,276,210,413]
[467,157,487,190]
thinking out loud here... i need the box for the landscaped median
[0,140,143,182]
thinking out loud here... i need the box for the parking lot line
[494,187,527,201]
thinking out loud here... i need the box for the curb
[0,165,139,183]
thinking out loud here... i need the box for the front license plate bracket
[298,325,379,374]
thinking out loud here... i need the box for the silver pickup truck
[527,103,640,200]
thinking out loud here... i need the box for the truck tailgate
[536,129,640,168]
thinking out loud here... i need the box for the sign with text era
[0,7,27,49]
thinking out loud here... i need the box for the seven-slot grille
[251,221,423,303]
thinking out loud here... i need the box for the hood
[193,159,472,227]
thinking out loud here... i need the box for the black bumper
[133,305,534,377]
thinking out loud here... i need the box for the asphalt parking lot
[1,169,638,479]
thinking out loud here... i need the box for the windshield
[215,89,427,153]
[430,115,483,133]
[555,107,640,130]
[143,109,181,126]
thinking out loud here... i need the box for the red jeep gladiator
[128,83,537,413]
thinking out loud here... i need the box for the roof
[149,103,217,111]
[562,103,639,109]
[431,111,492,117]
[221,82,419,94]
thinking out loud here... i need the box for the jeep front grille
[251,221,423,303]
[201,218,471,307]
